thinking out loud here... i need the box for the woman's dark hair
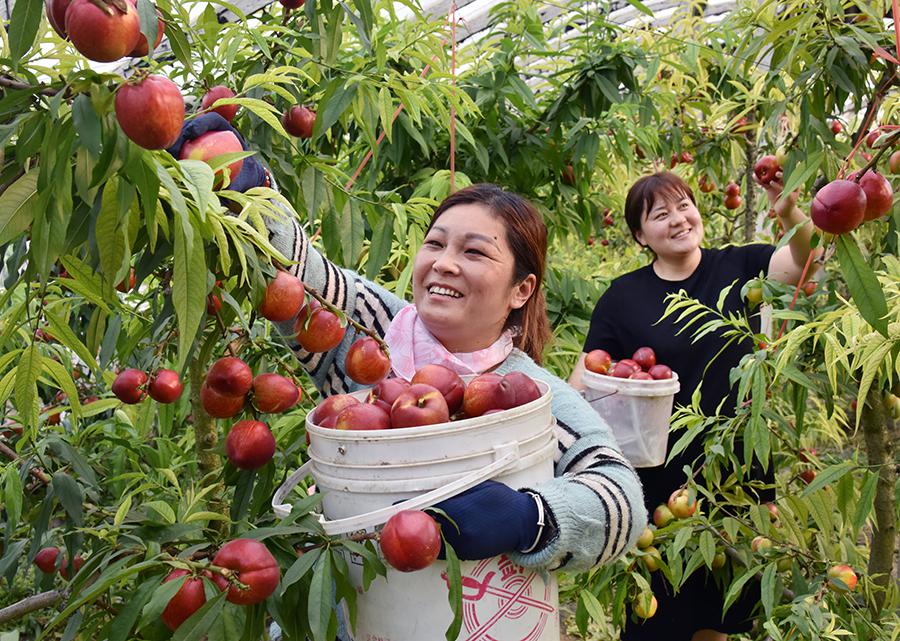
[624,172,696,243]
[427,184,552,363]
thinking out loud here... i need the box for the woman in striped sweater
[171,115,646,575]
[265,182,646,571]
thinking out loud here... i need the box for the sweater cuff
[506,481,577,570]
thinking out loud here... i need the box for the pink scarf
[383,304,514,380]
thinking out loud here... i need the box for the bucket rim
[582,369,680,397]
[308,378,553,440]
[308,427,556,470]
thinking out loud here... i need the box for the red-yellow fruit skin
[46,0,71,38]
[34,546,60,574]
[225,420,276,470]
[200,86,240,122]
[65,0,141,62]
[115,75,185,150]
[206,357,253,397]
[345,337,392,385]
[161,570,207,631]
[129,8,164,57]
[810,180,866,234]
[259,271,305,322]
[379,510,442,572]
[148,369,184,404]
[282,106,316,138]
[200,382,245,419]
[252,373,300,413]
[112,368,148,404]
[826,564,858,592]
[180,131,245,188]
[584,349,612,374]
[295,307,346,352]
[856,171,894,221]
[212,539,280,605]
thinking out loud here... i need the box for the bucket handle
[272,442,520,535]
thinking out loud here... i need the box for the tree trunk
[861,386,898,614]
[189,356,226,523]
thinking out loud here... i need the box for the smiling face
[635,190,705,261]
[412,203,536,353]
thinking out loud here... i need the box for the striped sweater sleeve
[499,352,646,572]
[264,203,407,396]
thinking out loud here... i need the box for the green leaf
[3,465,23,532]
[315,79,358,139]
[171,590,227,641]
[225,98,290,138]
[172,216,207,369]
[139,575,186,630]
[365,212,392,280]
[96,180,130,290]
[377,86,393,143]
[72,95,102,156]
[14,343,41,429]
[143,500,177,524]
[579,589,606,625]
[44,309,99,371]
[41,356,82,418]
[38,557,161,639]
[136,0,159,56]
[178,160,215,219]
[281,546,321,591]
[444,542,462,641]
[340,200,365,266]
[166,19,191,68]
[722,566,761,614]
[836,235,889,337]
[114,494,132,528]
[0,171,38,245]
[779,153,823,200]
[699,530,715,568]
[0,540,28,577]
[104,575,162,641]
[302,167,326,225]
[760,564,776,618]
[307,551,333,641]
[852,470,878,533]
[801,461,855,496]
[9,0,43,66]
[52,472,84,527]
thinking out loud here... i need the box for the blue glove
[431,480,541,561]
[166,113,268,193]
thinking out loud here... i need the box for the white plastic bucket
[273,378,560,641]
[582,370,680,468]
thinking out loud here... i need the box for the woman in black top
[569,171,819,641]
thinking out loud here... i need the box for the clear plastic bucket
[273,377,560,641]
[582,370,680,468]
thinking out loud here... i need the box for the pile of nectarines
[311,364,543,431]
[584,347,673,381]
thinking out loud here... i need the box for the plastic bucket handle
[272,442,520,535]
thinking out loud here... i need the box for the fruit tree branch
[742,137,756,243]
[861,386,898,615]
[0,590,63,625]
[0,438,51,484]
[854,129,900,177]
[188,353,226,527]
[0,75,63,97]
